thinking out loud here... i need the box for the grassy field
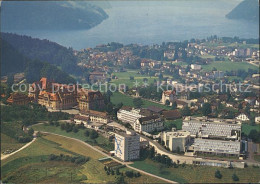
[111,70,157,88]
[110,92,170,110]
[32,124,114,151]
[131,159,260,183]
[1,133,25,154]
[1,133,164,183]
[242,123,260,135]
[202,61,258,72]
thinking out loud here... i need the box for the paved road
[1,138,37,160]
[41,131,177,184]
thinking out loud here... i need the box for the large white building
[161,129,191,152]
[117,107,144,125]
[193,138,241,156]
[114,130,140,161]
[191,64,201,70]
[134,115,164,133]
[182,116,241,140]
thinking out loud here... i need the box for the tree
[202,103,212,116]
[90,130,99,139]
[215,170,222,179]
[84,130,90,137]
[171,101,177,109]
[28,128,34,137]
[181,106,191,116]
[133,98,143,108]
[248,129,260,143]
[232,173,239,181]
[125,171,134,178]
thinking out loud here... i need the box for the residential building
[236,113,250,122]
[80,110,109,124]
[114,130,140,161]
[6,92,30,105]
[191,64,201,70]
[161,130,191,152]
[182,116,241,140]
[255,116,260,124]
[134,115,164,133]
[161,90,176,104]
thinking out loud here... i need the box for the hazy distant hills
[226,0,259,22]
[1,1,108,30]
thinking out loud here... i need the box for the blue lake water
[2,0,259,50]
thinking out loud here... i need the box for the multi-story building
[114,130,140,161]
[78,89,105,112]
[80,110,109,124]
[6,92,30,105]
[117,107,144,125]
[161,90,176,105]
[182,116,241,140]
[29,77,104,111]
[193,138,241,156]
[134,115,164,133]
[191,64,201,70]
[161,129,191,152]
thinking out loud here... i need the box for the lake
[2,0,259,50]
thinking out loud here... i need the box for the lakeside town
[1,34,260,183]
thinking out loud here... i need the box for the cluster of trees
[49,154,90,165]
[59,122,84,133]
[140,147,185,168]
[1,104,71,125]
[104,166,121,176]
[226,69,258,81]
[138,85,163,101]
[215,170,239,181]
[84,129,99,139]
[247,129,260,143]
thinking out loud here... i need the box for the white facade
[161,130,190,152]
[134,115,164,133]
[114,131,140,161]
[194,138,241,155]
[191,64,201,70]
[255,116,260,124]
[236,113,250,122]
[182,116,241,140]
[117,108,144,125]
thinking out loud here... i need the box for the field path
[41,131,177,184]
[1,137,37,160]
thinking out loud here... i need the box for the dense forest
[226,0,259,22]
[2,33,82,75]
[1,1,108,30]
[1,39,75,84]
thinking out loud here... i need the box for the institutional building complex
[182,116,241,140]
[161,129,191,152]
[29,77,104,111]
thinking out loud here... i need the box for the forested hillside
[226,0,259,22]
[1,33,81,75]
[1,39,75,84]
